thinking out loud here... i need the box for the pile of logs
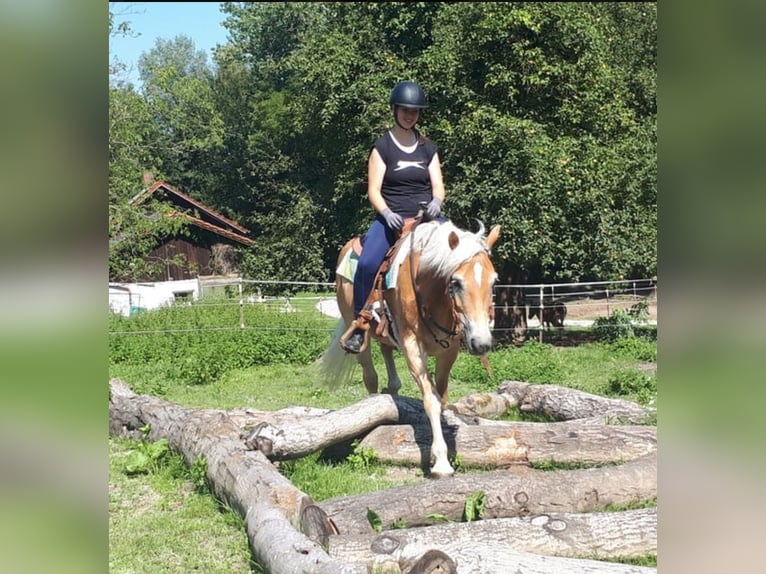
[109,378,657,573]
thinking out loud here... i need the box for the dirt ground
[563,294,657,322]
[495,292,657,347]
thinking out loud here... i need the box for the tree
[138,36,224,197]
[214,2,656,283]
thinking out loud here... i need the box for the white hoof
[429,462,455,479]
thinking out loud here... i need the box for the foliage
[367,507,383,533]
[347,441,379,471]
[604,335,657,362]
[485,340,567,385]
[464,490,486,522]
[110,3,656,284]
[108,198,191,281]
[108,298,335,385]
[607,369,656,406]
[124,436,171,475]
[593,307,637,341]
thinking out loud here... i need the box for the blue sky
[109,2,228,86]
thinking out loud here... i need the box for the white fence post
[538,284,544,343]
[239,278,245,329]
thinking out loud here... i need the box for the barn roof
[130,181,253,246]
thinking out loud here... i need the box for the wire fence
[109,276,657,342]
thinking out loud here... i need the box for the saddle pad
[337,223,438,287]
[386,236,414,289]
[336,247,402,288]
[336,248,359,282]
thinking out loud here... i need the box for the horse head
[419,221,501,356]
[449,224,500,355]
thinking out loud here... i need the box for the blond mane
[412,220,490,279]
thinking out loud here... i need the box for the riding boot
[340,310,373,354]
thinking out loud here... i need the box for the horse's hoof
[429,466,455,479]
[429,471,454,480]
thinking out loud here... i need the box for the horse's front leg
[401,337,453,478]
[434,347,460,409]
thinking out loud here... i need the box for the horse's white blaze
[473,261,483,287]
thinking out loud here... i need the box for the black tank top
[372,130,437,218]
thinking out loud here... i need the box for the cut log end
[242,422,275,455]
[301,504,338,549]
[403,549,457,574]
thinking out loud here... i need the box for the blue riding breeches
[353,215,397,318]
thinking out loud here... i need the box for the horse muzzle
[464,330,493,355]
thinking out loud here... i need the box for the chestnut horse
[320,220,500,477]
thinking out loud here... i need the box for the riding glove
[425,197,442,220]
[382,208,404,230]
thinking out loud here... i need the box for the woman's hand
[382,208,404,230]
[425,197,442,220]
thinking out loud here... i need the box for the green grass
[109,437,258,573]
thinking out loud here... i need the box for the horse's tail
[317,318,356,390]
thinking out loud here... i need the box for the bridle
[408,218,464,349]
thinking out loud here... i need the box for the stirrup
[340,329,365,354]
[339,315,371,354]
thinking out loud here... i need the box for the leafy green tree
[109,15,193,281]
[138,36,224,197]
[215,2,655,283]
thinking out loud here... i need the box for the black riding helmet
[389,81,427,109]
[389,81,426,129]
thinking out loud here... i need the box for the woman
[341,81,447,354]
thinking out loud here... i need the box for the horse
[320,219,500,478]
[528,298,567,330]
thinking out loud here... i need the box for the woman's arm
[428,152,446,202]
[367,148,389,213]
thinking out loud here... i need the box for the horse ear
[486,225,501,250]
[448,231,460,250]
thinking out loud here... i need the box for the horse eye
[449,278,462,292]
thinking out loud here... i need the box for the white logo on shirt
[393,160,426,171]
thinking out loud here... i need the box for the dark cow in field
[528,299,567,330]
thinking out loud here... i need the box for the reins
[408,216,461,349]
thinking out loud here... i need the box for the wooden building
[129,181,253,281]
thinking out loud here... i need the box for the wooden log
[365,545,655,574]
[499,381,655,424]
[319,452,656,535]
[188,396,425,435]
[328,508,656,564]
[108,379,366,574]
[359,421,656,468]
[450,391,514,418]
[242,393,400,459]
[226,405,332,429]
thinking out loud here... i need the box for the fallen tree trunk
[229,395,443,434]
[242,393,400,459]
[359,421,656,467]
[347,545,656,574]
[226,405,332,429]
[499,381,655,424]
[319,452,656,535]
[328,507,656,565]
[109,379,366,574]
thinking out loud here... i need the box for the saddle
[341,217,420,350]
